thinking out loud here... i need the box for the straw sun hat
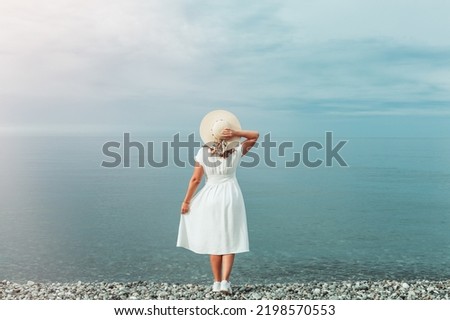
[199,110,241,149]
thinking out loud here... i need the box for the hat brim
[199,109,241,145]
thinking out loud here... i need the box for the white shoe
[212,281,221,292]
[220,280,232,295]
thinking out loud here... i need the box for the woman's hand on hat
[221,128,236,139]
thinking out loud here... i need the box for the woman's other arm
[180,162,204,214]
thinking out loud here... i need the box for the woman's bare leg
[221,254,235,281]
[209,255,222,282]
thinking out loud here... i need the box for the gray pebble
[251,293,262,300]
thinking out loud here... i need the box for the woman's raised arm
[221,129,259,156]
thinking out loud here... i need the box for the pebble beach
[1,279,449,300]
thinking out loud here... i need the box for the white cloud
[0,1,204,96]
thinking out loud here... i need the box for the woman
[177,110,259,295]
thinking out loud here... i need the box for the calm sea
[1,134,449,284]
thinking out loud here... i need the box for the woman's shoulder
[195,145,209,163]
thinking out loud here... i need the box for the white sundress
[176,144,249,255]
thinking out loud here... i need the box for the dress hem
[176,245,249,255]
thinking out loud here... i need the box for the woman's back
[195,146,242,180]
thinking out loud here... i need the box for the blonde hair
[203,140,237,158]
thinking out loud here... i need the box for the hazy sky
[1,0,450,137]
